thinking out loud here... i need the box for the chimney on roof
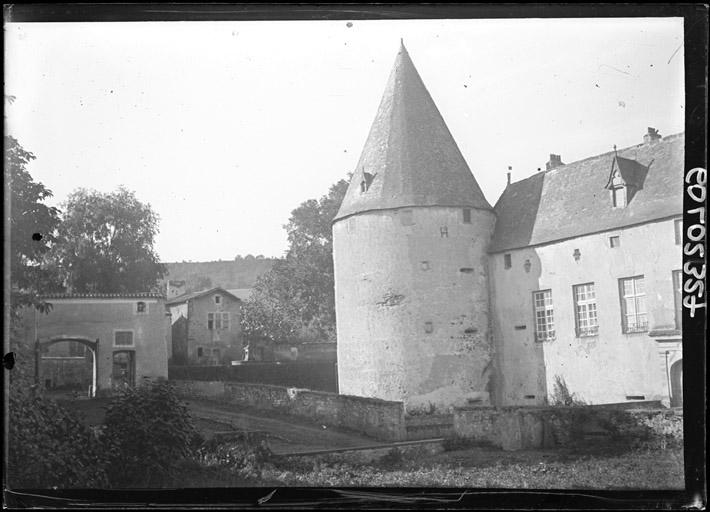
[545,154,564,171]
[507,166,512,185]
[643,127,661,144]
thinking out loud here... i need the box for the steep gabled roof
[334,42,491,222]
[166,286,240,306]
[490,132,684,253]
[605,155,649,190]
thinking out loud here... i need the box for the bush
[550,375,587,407]
[8,389,109,488]
[194,433,272,480]
[102,379,200,487]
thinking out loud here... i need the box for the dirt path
[185,399,383,455]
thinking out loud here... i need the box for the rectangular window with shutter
[619,275,648,333]
[573,283,599,337]
[533,289,555,341]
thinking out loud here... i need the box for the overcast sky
[4,18,684,262]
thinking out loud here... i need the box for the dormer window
[360,170,376,193]
[611,186,627,208]
[605,152,648,209]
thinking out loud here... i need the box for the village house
[166,287,244,365]
[332,42,683,413]
[22,293,170,396]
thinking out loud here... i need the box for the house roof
[226,288,253,301]
[166,287,240,306]
[41,292,165,300]
[334,42,491,222]
[490,132,684,253]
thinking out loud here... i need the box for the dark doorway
[670,359,682,408]
[112,351,136,390]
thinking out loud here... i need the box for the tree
[52,186,166,293]
[5,134,62,312]
[241,178,349,343]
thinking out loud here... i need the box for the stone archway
[670,359,683,408]
[36,336,99,397]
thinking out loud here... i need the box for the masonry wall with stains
[23,298,169,392]
[333,206,495,413]
[490,216,683,406]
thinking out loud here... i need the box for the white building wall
[490,216,682,406]
[333,206,495,413]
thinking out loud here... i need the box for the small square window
[136,301,147,314]
[504,254,512,269]
[215,295,221,304]
[463,208,472,224]
[609,236,620,248]
[424,321,434,334]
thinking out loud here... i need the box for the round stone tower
[332,42,496,413]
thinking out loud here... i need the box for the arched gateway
[35,336,99,397]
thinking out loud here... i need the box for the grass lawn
[51,395,684,490]
[259,445,684,489]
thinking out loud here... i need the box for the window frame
[609,235,620,248]
[214,295,221,305]
[208,311,230,330]
[573,282,599,337]
[532,289,555,342]
[611,186,626,208]
[618,275,648,333]
[674,219,683,245]
[113,329,135,348]
[135,301,148,315]
[463,208,472,224]
[504,253,512,269]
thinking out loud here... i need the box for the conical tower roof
[334,42,492,222]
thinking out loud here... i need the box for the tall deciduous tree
[5,134,62,311]
[241,178,349,343]
[53,187,166,293]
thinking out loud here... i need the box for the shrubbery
[102,379,201,487]
[8,379,201,489]
[8,389,109,488]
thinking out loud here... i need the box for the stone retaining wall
[453,405,683,451]
[171,380,406,441]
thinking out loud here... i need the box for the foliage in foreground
[8,389,109,489]
[263,448,684,489]
[102,379,200,487]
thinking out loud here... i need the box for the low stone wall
[454,405,683,451]
[171,380,406,441]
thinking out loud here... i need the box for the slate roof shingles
[490,133,684,253]
[334,42,491,222]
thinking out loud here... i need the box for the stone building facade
[22,293,170,395]
[166,287,244,365]
[333,43,683,413]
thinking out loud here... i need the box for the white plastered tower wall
[333,42,496,413]
[333,206,495,412]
